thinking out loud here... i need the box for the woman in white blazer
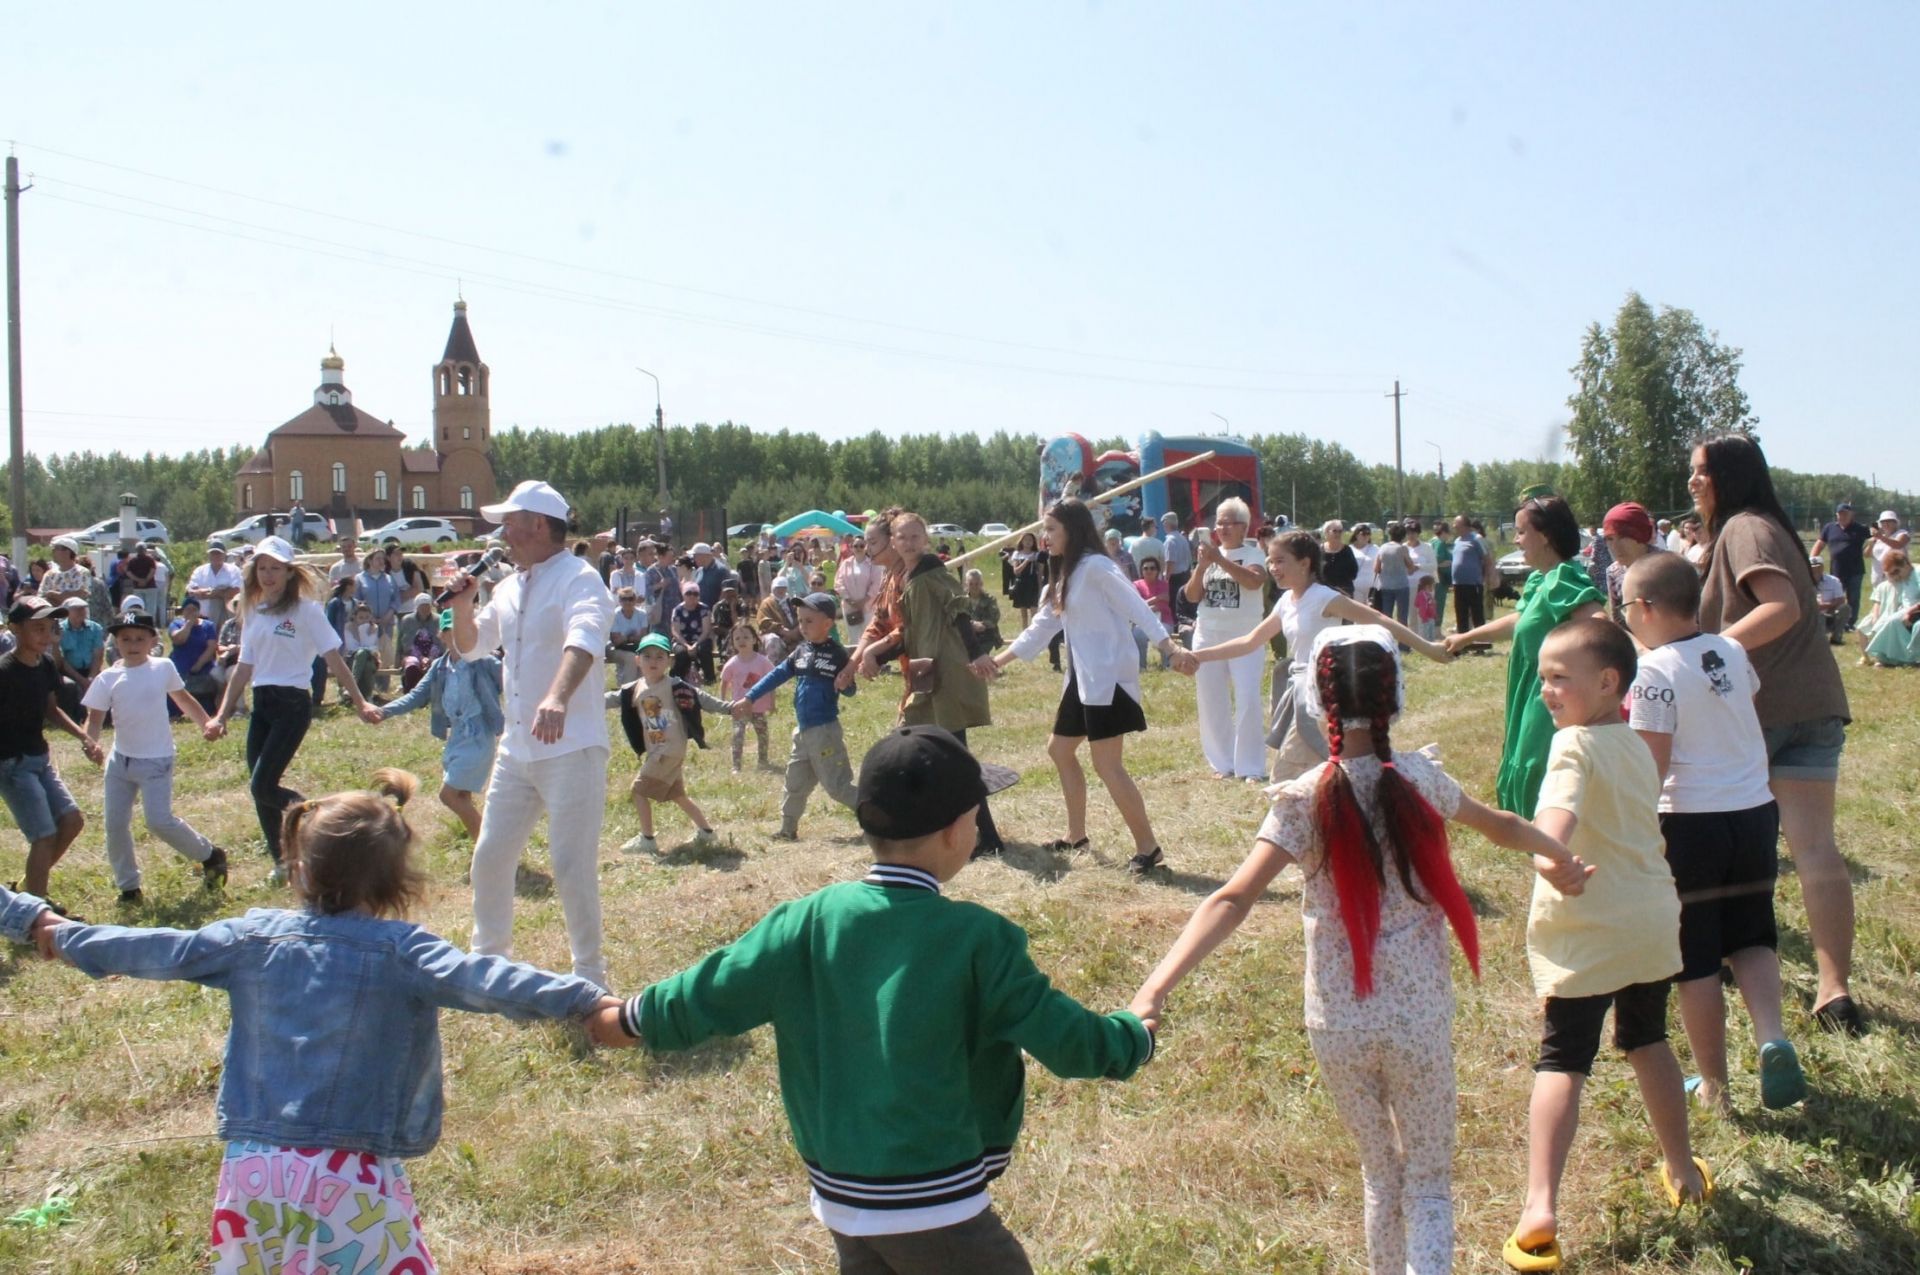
[974,499,1192,877]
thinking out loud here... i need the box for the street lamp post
[1209,411,1230,431]
[1426,441,1445,516]
[636,367,668,510]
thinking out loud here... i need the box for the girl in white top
[1186,530,1451,782]
[210,537,379,878]
[1135,629,1590,1275]
[975,498,1188,878]
[1182,497,1272,781]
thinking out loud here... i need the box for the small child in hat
[81,611,229,904]
[2,597,102,912]
[737,592,859,840]
[589,725,1153,1274]
[612,633,734,854]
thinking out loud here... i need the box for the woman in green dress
[1446,496,1603,814]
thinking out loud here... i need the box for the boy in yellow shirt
[1505,618,1708,1273]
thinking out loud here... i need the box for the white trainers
[267,863,288,886]
[620,833,659,855]
[692,827,720,850]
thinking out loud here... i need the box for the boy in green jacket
[591,725,1155,1273]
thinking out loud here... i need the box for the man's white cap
[50,535,80,554]
[254,536,298,564]
[63,596,88,610]
[691,541,714,556]
[771,578,790,591]
[1879,510,1900,524]
[481,479,571,523]
[120,595,148,612]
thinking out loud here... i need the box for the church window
[459,486,475,510]
[243,483,253,508]
[332,463,347,494]
[463,427,471,440]
[373,470,389,502]
[288,471,304,501]
[412,486,427,511]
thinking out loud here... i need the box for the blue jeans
[0,752,79,842]
[247,685,313,861]
[1379,586,1410,627]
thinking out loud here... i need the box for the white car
[928,523,969,538]
[210,512,336,547]
[978,522,1012,537]
[73,516,171,547]
[362,516,461,547]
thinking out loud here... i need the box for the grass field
[2,634,1916,1273]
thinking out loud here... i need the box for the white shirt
[1406,540,1436,589]
[1008,553,1169,707]
[328,557,362,585]
[1816,574,1846,608]
[82,659,184,759]
[1627,633,1772,814]
[1665,529,1689,554]
[1351,543,1380,595]
[1191,541,1268,645]
[1275,583,1342,678]
[343,622,382,655]
[836,553,879,608]
[238,598,342,688]
[461,550,614,762]
[1871,530,1909,583]
[188,562,243,596]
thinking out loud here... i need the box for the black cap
[797,591,839,620]
[1836,501,1854,512]
[856,726,1019,841]
[108,613,158,635]
[6,597,56,624]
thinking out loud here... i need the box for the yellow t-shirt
[1526,723,1681,999]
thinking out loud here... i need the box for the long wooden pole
[947,449,1218,568]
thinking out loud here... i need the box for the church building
[234,300,498,531]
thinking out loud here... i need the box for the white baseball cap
[1879,510,1900,524]
[691,541,714,556]
[481,480,570,523]
[254,536,298,564]
[50,535,80,554]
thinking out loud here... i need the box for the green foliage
[1565,292,1757,516]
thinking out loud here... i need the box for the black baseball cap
[1836,501,1854,512]
[108,613,158,635]
[6,597,56,624]
[856,726,1019,841]
[797,591,839,620]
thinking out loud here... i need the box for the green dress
[1496,559,1603,816]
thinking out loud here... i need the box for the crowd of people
[0,433,1899,1273]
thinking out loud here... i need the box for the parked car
[1494,531,1592,598]
[978,522,1013,537]
[928,523,969,538]
[362,516,461,547]
[73,516,171,547]
[726,522,768,540]
[209,512,337,548]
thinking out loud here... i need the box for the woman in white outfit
[975,499,1190,877]
[1186,530,1451,781]
[1183,497,1270,781]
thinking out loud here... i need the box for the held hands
[585,995,637,1048]
[1128,988,1164,1035]
[857,651,881,681]
[729,700,750,719]
[532,696,569,745]
[362,706,386,725]
[30,912,67,962]
[1535,852,1596,896]
[1169,648,1200,676]
[968,655,1001,681]
[1442,632,1474,657]
[1421,639,1456,665]
[80,737,104,767]
[833,664,857,693]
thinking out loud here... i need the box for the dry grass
[2,636,1917,1273]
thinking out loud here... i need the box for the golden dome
[320,345,345,371]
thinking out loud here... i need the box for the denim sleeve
[56,918,248,989]
[0,886,51,945]
[398,930,608,1017]
[380,661,438,719]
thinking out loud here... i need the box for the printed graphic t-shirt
[1628,633,1772,814]
[1192,542,1269,645]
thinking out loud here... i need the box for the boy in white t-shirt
[80,613,228,904]
[1621,553,1807,1113]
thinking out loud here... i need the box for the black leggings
[953,728,1003,853]
[248,685,313,862]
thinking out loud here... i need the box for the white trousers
[469,745,610,990]
[102,752,214,891]
[1195,646,1267,779]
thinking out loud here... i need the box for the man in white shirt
[448,479,616,990]
[186,543,243,617]
[1810,555,1849,643]
[1661,518,1687,554]
[607,547,643,596]
[328,536,362,587]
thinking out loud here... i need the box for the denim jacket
[54,907,604,1157]
[0,885,48,943]
[379,653,504,741]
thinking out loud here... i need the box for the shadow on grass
[995,841,1077,882]
[138,887,240,931]
[643,1031,754,1078]
[515,865,554,899]
[1464,882,1509,919]
[656,841,745,872]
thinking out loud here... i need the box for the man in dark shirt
[1,599,101,907]
[1813,502,1872,629]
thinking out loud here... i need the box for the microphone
[434,547,504,606]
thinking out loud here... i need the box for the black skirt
[1052,675,1148,741]
[1008,559,1042,609]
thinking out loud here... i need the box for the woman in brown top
[1691,434,1861,1035]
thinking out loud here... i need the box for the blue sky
[8,3,1917,492]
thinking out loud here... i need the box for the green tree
[1565,291,1757,516]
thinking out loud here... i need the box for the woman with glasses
[1183,498,1271,781]
[1446,495,1603,815]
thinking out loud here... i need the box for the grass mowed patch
[3,648,1917,1272]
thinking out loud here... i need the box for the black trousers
[953,728,1002,853]
[671,639,717,684]
[247,685,313,862]
[1452,583,1486,634]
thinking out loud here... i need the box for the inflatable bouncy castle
[1037,432,1262,533]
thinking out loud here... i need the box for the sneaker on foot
[267,863,288,887]
[118,888,145,905]
[692,827,719,849]
[619,833,660,855]
[771,828,799,842]
[202,848,230,890]
[1760,1040,1809,1108]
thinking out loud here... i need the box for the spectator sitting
[1810,556,1849,644]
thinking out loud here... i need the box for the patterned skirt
[211,1141,436,1274]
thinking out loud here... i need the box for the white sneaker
[267,863,288,886]
[620,833,659,855]
[692,827,719,849]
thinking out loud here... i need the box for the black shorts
[1536,980,1670,1075]
[1052,677,1147,742]
[1660,802,1781,982]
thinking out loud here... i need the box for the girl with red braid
[1134,628,1592,1275]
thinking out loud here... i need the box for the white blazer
[1009,554,1170,707]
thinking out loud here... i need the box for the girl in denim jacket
[23,770,617,1275]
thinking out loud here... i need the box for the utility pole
[1387,380,1407,518]
[637,367,668,509]
[6,153,27,564]
[1426,440,1445,516]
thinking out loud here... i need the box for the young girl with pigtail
[1133,627,1593,1275]
[20,769,619,1275]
